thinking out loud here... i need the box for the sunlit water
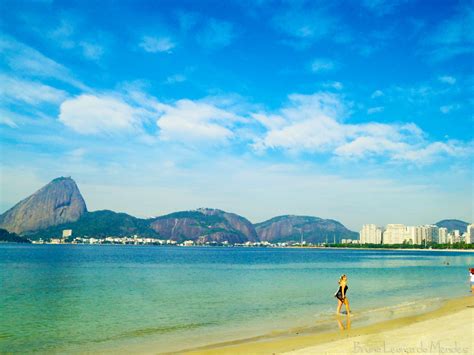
[1,245,473,353]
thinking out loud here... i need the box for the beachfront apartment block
[466,224,474,244]
[438,227,448,244]
[382,224,407,244]
[359,224,383,244]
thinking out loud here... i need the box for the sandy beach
[186,296,473,355]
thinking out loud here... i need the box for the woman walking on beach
[335,274,350,315]
[469,268,474,293]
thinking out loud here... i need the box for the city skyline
[1,0,473,230]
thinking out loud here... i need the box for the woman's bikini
[335,284,348,301]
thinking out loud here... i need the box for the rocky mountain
[27,210,159,240]
[255,215,357,244]
[149,208,258,243]
[435,219,469,232]
[0,228,31,243]
[0,177,87,234]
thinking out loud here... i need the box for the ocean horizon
[1,245,473,353]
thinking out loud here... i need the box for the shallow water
[0,245,472,353]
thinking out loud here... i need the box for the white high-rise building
[418,225,439,244]
[406,226,423,245]
[383,224,407,244]
[466,224,474,244]
[453,230,461,243]
[359,224,383,244]
[438,227,448,244]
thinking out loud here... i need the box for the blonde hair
[338,274,346,285]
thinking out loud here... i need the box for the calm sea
[1,245,473,353]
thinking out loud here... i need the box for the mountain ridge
[5,177,467,243]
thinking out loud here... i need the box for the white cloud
[392,141,469,163]
[139,36,175,53]
[253,92,468,164]
[59,94,144,134]
[156,99,241,144]
[438,75,457,85]
[0,74,67,105]
[311,58,336,72]
[54,87,471,165]
[197,19,236,49]
[367,106,384,114]
[371,90,384,98]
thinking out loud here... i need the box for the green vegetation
[154,211,226,226]
[26,210,160,240]
[0,228,31,243]
[327,242,474,250]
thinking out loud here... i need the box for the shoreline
[183,295,473,354]
[6,243,474,252]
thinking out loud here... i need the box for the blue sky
[0,0,473,229]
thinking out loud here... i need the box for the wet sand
[185,295,473,355]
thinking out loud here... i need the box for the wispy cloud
[323,81,343,90]
[367,106,384,114]
[438,75,457,85]
[311,58,337,73]
[371,90,384,98]
[139,36,176,53]
[165,74,187,84]
[0,34,87,90]
[424,5,474,61]
[272,4,337,46]
[197,19,236,49]
[79,41,104,60]
[361,0,409,16]
[177,11,200,32]
[47,17,106,61]
[0,74,68,105]
[440,104,460,114]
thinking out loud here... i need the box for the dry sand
[185,296,473,355]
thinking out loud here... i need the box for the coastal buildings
[359,223,472,245]
[359,224,382,244]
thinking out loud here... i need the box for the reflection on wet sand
[336,315,351,330]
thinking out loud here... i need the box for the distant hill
[0,177,87,234]
[27,210,159,240]
[0,228,31,243]
[435,219,469,232]
[255,215,358,244]
[149,208,258,243]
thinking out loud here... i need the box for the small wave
[91,322,215,344]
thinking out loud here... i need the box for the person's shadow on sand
[336,315,351,331]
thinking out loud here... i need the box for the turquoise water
[1,245,473,353]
